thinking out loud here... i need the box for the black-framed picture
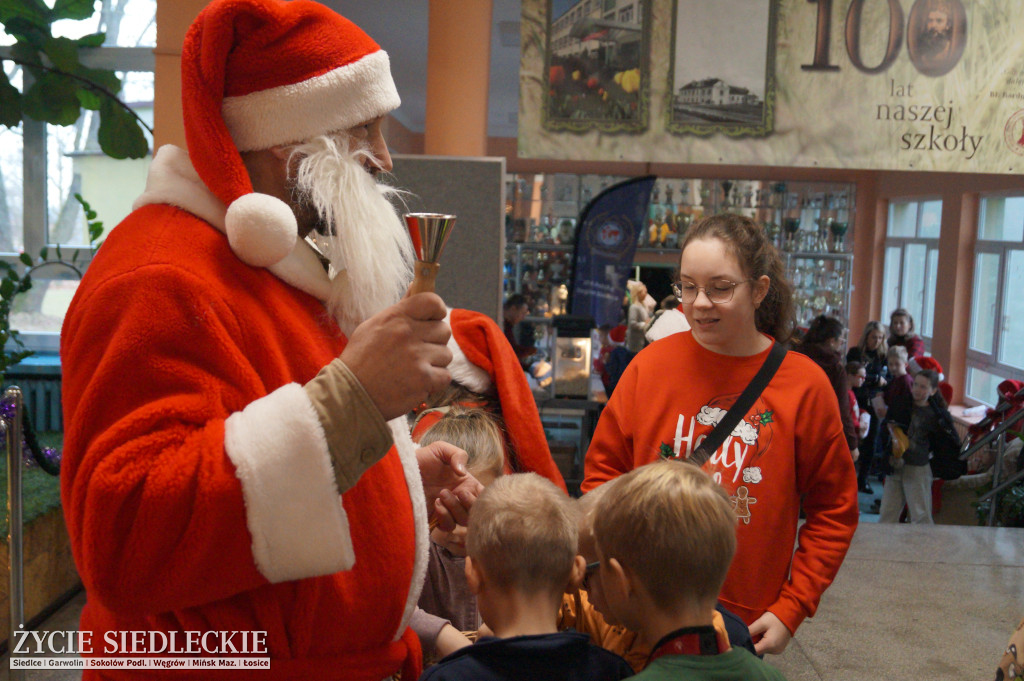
[667,0,778,137]
[542,0,652,133]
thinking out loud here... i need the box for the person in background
[645,294,691,344]
[877,369,951,524]
[846,362,871,446]
[590,460,788,680]
[503,294,537,370]
[584,214,858,656]
[795,315,859,462]
[413,408,507,663]
[847,321,889,493]
[419,473,633,681]
[626,280,651,354]
[888,308,925,360]
[877,346,914,421]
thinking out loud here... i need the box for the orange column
[154,0,208,151]
[931,192,978,404]
[425,0,493,156]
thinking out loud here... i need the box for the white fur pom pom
[225,193,298,267]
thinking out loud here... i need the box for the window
[966,195,1024,405]
[881,198,942,343]
[0,0,155,352]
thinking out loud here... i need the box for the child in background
[590,460,786,680]
[874,345,913,421]
[413,407,507,660]
[559,483,753,673]
[846,362,871,443]
[878,369,952,524]
[420,473,633,681]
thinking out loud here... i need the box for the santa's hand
[341,293,452,421]
[750,611,793,655]
[417,441,483,532]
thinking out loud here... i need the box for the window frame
[1,45,154,353]
[965,192,1024,406]
[881,196,943,348]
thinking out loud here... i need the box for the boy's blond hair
[467,473,577,595]
[592,460,736,611]
[576,478,619,535]
[418,406,505,478]
[886,345,908,363]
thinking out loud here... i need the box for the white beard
[290,135,414,335]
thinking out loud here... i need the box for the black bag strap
[691,342,788,466]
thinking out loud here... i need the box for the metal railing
[960,393,1024,527]
[4,386,25,680]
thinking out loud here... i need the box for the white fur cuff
[224,383,354,582]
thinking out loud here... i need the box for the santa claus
[58,1,530,678]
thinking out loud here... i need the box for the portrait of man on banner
[907,0,968,78]
[542,0,651,133]
[667,0,777,137]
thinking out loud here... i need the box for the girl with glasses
[582,213,858,657]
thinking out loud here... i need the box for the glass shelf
[504,174,858,331]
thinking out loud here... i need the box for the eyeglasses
[581,561,600,591]
[671,279,753,305]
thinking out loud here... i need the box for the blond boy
[591,460,787,680]
[420,473,632,681]
[561,482,754,673]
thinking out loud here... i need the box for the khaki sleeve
[303,358,394,493]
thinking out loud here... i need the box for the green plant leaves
[0,0,49,29]
[76,32,105,48]
[43,35,80,71]
[73,194,105,250]
[23,71,80,125]
[2,2,149,157]
[0,69,21,127]
[98,96,147,159]
[51,0,98,22]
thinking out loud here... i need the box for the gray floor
[768,522,1024,681]
[5,491,1022,681]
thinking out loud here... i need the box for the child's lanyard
[647,625,730,664]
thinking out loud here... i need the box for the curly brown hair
[679,213,795,344]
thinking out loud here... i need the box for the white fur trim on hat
[223,51,401,152]
[224,382,353,582]
[444,309,491,394]
[225,193,298,267]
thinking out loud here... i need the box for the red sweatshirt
[583,331,858,634]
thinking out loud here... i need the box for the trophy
[783,217,800,252]
[404,212,457,295]
[830,221,849,252]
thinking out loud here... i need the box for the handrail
[978,467,1024,503]
[5,386,25,680]
[959,405,1024,460]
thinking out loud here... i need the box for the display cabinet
[784,252,854,329]
[503,173,858,351]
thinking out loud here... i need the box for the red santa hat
[442,309,567,492]
[181,0,400,267]
[909,355,944,381]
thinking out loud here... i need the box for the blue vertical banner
[568,175,656,327]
